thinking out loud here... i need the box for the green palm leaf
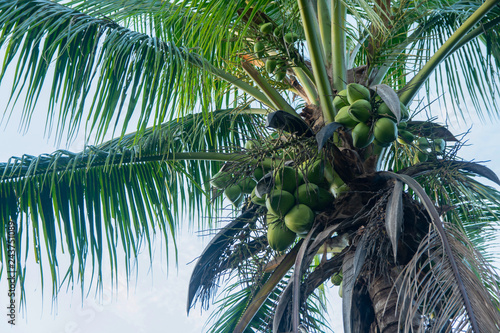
[0,109,264,299]
[0,0,272,142]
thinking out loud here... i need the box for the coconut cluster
[252,22,301,82]
[333,83,447,162]
[209,156,344,252]
[210,170,257,207]
[333,83,410,148]
[252,160,342,252]
[209,82,449,252]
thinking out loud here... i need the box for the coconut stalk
[241,61,298,116]
[297,0,336,123]
[318,0,332,68]
[399,0,500,106]
[292,67,320,104]
[331,0,347,91]
[189,54,274,108]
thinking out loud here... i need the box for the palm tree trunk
[368,269,421,333]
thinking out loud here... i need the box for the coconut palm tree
[1,0,500,332]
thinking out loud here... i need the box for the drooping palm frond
[382,171,500,333]
[60,0,300,57]
[0,0,272,143]
[206,263,330,333]
[187,206,266,313]
[396,224,500,332]
[378,121,500,253]
[418,169,500,257]
[0,109,265,300]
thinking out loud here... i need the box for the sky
[1,32,500,333]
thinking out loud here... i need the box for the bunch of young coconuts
[210,83,446,253]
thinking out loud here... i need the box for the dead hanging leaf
[371,84,401,123]
[398,160,500,186]
[452,160,500,186]
[266,110,314,136]
[273,223,341,333]
[187,207,258,313]
[234,241,302,333]
[342,231,368,333]
[396,225,500,333]
[385,180,404,262]
[315,122,343,151]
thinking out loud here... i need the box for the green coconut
[348,99,372,123]
[335,106,359,129]
[273,25,283,37]
[331,272,343,286]
[377,101,408,122]
[259,22,273,34]
[295,183,333,210]
[265,59,277,73]
[266,211,281,225]
[210,171,232,189]
[245,140,259,150]
[238,177,257,194]
[253,168,265,181]
[301,159,324,184]
[333,89,349,110]
[316,187,335,209]
[417,137,430,149]
[346,83,370,104]
[267,222,296,251]
[416,151,428,163]
[254,41,265,58]
[433,138,445,153]
[398,121,408,129]
[275,69,286,81]
[284,204,315,234]
[295,183,320,208]
[251,187,266,206]
[352,122,374,149]
[377,102,396,119]
[266,190,295,217]
[284,32,299,43]
[224,184,242,205]
[397,130,415,144]
[373,138,392,148]
[274,166,301,193]
[374,117,398,144]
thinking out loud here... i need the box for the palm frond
[406,1,500,120]
[207,266,330,333]
[187,206,266,313]
[418,169,500,257]
[396,224,500,332]
[0,0,270,143]
[0,109,264,300]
